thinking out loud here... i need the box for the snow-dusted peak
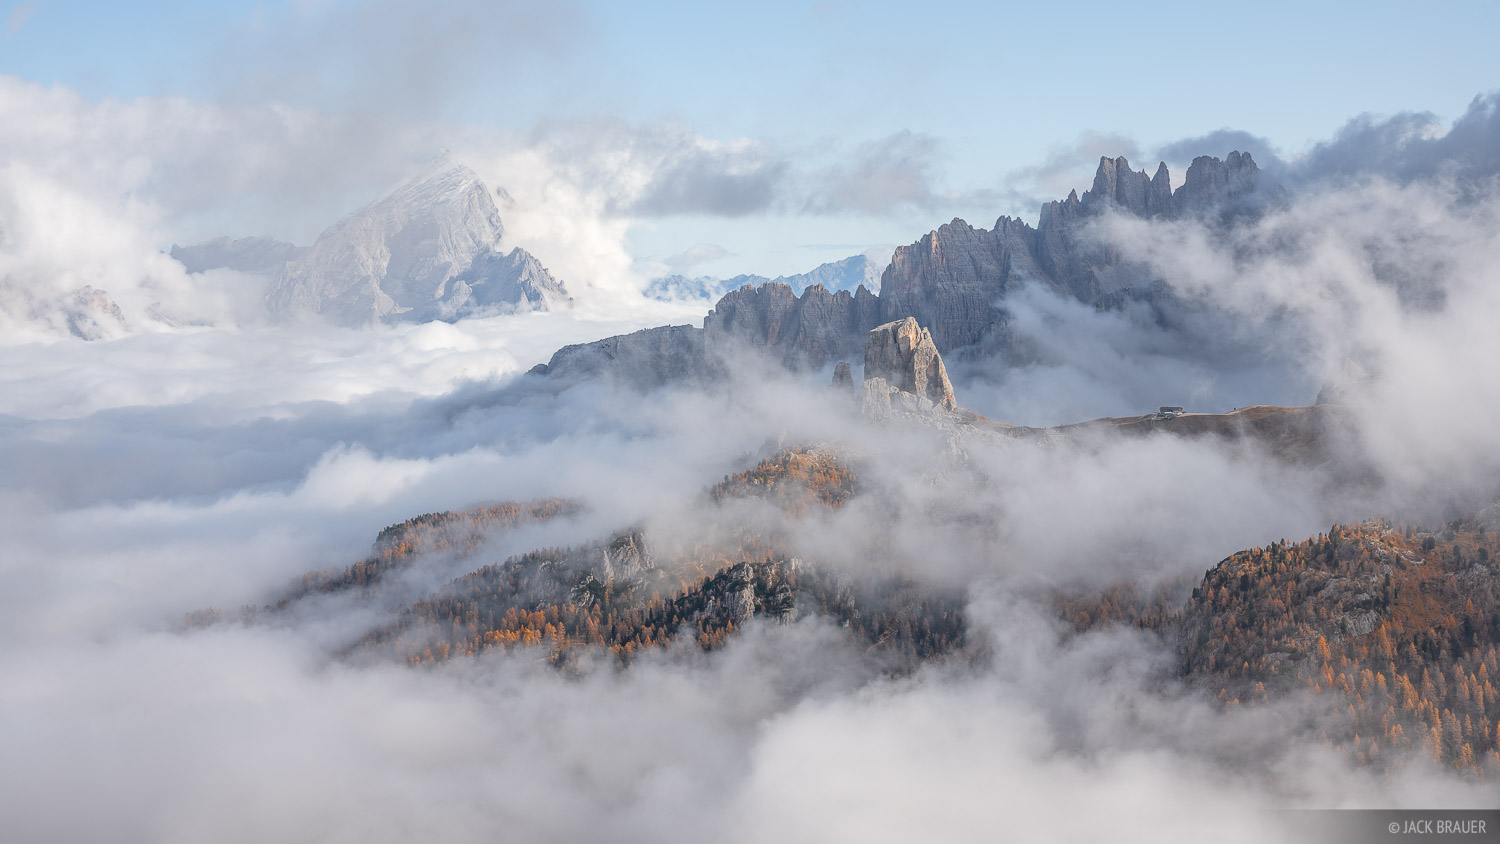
[313,157,503,250]
[268,157,560,326]
[379,154,488,207]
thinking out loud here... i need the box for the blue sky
[3,0,1498,278]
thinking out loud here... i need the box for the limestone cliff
[876,219,1020,352]
[862,317,956,410]
[704,282,881,370]
[533,281,881,386]
[1173,151,1274,218]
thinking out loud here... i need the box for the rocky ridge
[530,324,707,386]
[883,151,1276,351]
[532,282,883,385]
[703,281,882,370]
[535,150,1275,385]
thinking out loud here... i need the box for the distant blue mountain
[645,252,886,302]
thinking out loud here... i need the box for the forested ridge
[349,448,957,667]
[1065,519,1500,775]
[190,446,1500,775]
[709,446,857,512]
[278,499,578,605]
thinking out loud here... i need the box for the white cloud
[663,242,732,272]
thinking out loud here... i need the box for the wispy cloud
[663,242,732,272]
[5,2,31,35]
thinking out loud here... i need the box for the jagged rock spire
[863,317,956,410]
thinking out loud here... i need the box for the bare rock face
[1149,162,1174,215]
[863,317,956,410]
[861,376,939,420]
[831,361,853,390]
[530,324,706,387]
[720,563,758,627]
[1087,155,1153,216]
[1174,151,1268,218]
[1033,188,1097,302]
[531,279,880,386]
[598,530,654,581]
[703,281,881,370]
[877,218,1020,353]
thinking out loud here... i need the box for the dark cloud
[804,130,943,214]
[624,140,788,217]
[513,120,789,219]
[1154,128,1285,180]
[1144,91,1500,196]
[1294,91,1500,187]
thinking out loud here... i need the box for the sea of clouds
[2,68,1499,842]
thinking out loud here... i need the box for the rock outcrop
[598,530,654,581]
[830,361,853,391]
[64,285,128,341]
[863,318,956,410]
[717,562,758,626]
[267,158,569,326]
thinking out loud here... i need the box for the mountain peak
[1085,155,1152,215]
[267,159,566,325]
[376,157,491,217]
[1175,150,1271,218]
